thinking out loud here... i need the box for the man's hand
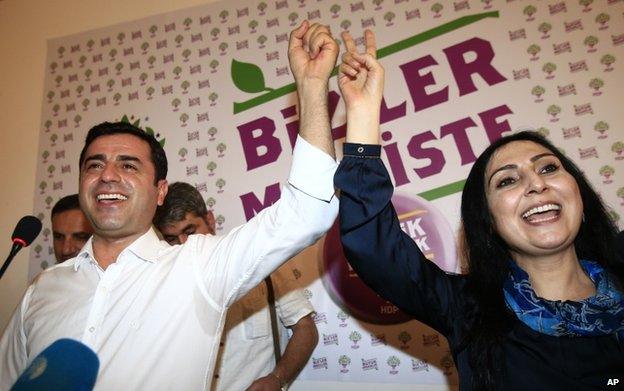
[245,373,282,391]
[288,20,339,89]
[338,30,385,144]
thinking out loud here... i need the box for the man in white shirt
[155,182,317,391]
[0,21,338,390]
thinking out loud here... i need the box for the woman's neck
[513,248,596,301]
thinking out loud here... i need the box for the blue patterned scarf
[503,259,624,338]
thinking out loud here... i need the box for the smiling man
[0,21,338,390]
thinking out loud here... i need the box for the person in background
[154,182,318,391]
[51,194,93,263]
[333,29,623,389]
[0,20,339,390]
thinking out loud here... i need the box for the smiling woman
[334,28,624,391]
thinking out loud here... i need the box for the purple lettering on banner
[400,55,449,112]
[440,117,477,165]
[380,97,406,124]
[237,116,282,170]
[381,131,410,187]
[407,131,445,178]
[443,37,507,96]
[281,105,299,150]
[240,182,281,220]
[478,104,513,142]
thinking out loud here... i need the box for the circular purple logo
[321,193,457,324]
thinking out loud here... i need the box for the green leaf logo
[231,59,274,93]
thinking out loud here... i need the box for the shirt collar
[74,227,163,271]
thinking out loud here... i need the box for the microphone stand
[0,241,24,280]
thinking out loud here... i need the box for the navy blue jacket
[335,147,624,390]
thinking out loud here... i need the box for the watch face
[320,193,458,324]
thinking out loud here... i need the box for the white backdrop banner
[32,0,623,387]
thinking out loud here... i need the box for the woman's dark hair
[78,121,168,184]
[459,130,621,389]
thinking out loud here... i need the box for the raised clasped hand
[288,20,339,88]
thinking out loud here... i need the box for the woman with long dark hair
[334,30,624,390]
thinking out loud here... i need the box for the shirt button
[130,321,139,329]
[89,326,96,332]
[357,146,364,153]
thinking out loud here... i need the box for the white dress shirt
[0,136,337,391]
[211,267,314,391]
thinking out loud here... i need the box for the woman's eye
[540,163,559,174]
[497,177,516,188]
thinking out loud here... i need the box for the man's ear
[204,211,216,235]
[156,180,169,206]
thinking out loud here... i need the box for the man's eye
[123,163,137,171]
[184,228,196,235]
[86,162,103,170]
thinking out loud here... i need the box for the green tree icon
[140,72,148,85]
[249,20,259,33]
[209,92,219,106]
[216,143,227,156]
[146,86,155,99]
[387,356,400,370]
[579,0,593,11]
[257,35,267,48]
[76,84,84,97]
[206,197,216,209]
[219,10,229,22]
[341,19,352,31]
[39,181,48,194]
[373,0,384,10]
[210,59,220,73]
[523,5,537,20]
[330,4,341,17]
[611,141,624,158]
[109,48,117,60]
[87,39,95,51]
[547,104,561,117]
[431,3,443,17]
[79,55,87,67]
[536,127,549,138]
[141,41,149,54]
[338,355,351,368]
[208,127,218,140]
[115,62,124,75]
[107,78,115,91]
[349,331,362,346]
[531,85,545,101]
[337,310,349,324]
[384,11,396,26]
[84,68,93,81]
[215,214,225,227]
[178,147,188,160]
[216,178,226,191]
[180,113,189,126]
[589,78,604,94]
[219,42,229,53]
[82,98,90,111]
[211,27,220,41]
[149,25,158,37]
[172,98,181,111]
[50,62,58,73]
[173,66,182,79]
[601,54,615,71]
[258,1,267,15]
[44,120,52,132]
[175,34,184,47]
[47,90,55,102]
[55,75,63,87]
[584,35,598,51]
[148,55,156,68]
[617,187,624,205]
[542,62,557,78]
[117,32,126,44]
[182,49,192,62]
[113,93,122,105]
[538,22,551,38]
[288,12,299,26]
[181,80,190,93]
[398,331,412,347]
[52,104,60,116]
[74,114,82,127]
[595,13,610,29]
[599,165,615,183]
[183,17,193,30]
[58,46,66,58]
[527,44,541,59]
[207,161,217,174]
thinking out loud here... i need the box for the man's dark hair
[51,194,81,217]
[153,182,207,228]
[78,121,168,184]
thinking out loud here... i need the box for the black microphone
[0,216,42,280]
[11,339,99,391]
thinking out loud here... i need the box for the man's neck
[91,230,147,270]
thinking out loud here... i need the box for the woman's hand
[338,30,384,144]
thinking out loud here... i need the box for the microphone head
[11,216,42,247]
[11,339,99,391]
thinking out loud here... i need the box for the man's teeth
[522,204,561,219]
[97,193,128,201]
